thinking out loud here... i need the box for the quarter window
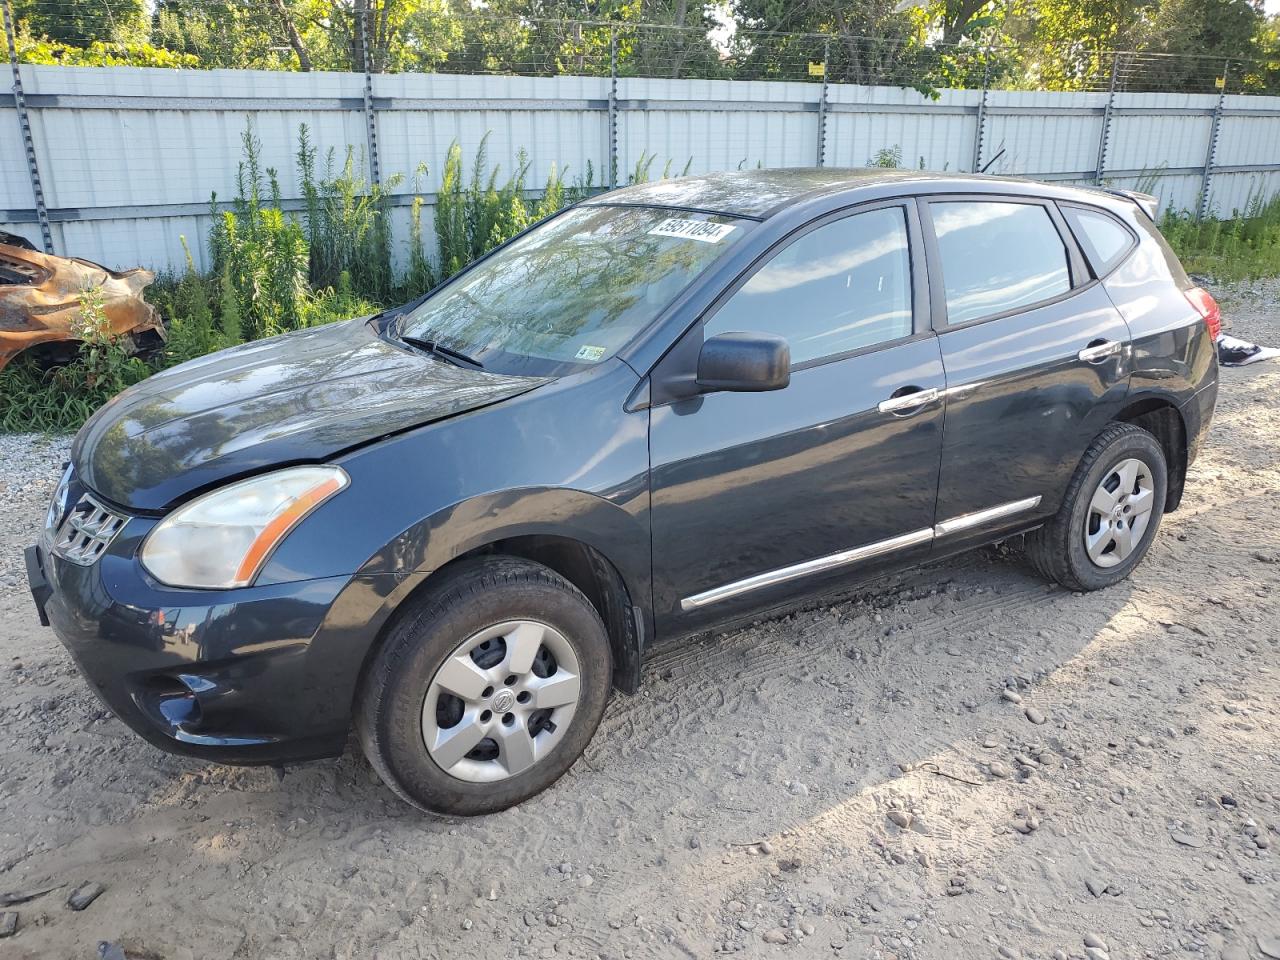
[703,206,913,365]
[1064,207,1135,276]
[931,200,1071,325]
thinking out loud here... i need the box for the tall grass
[209,127,309,340]
[297,125,402,300]
[1162,190,1280,281]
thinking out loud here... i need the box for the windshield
[396,204,748,376]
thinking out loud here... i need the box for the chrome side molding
[933,495,1042,537]
[680,527,934,611]
[679,496,1043,611]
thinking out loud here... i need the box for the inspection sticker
[648,218,737,244]
[575,344,607,362]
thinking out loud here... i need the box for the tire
[355,556,612,815]
[1025,423,1168,592]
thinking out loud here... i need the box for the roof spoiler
[1105,189,1159,221]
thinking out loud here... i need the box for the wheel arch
[351,493,651,716]
[1111,394,1188,511]
[444,534,644,695]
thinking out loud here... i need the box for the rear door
[921,195,1132,549]
[648,201,946,637]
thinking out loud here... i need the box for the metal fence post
[815,39,830,167]
[358,5,382,186]
[1197,60,1229,222]
[1094,53,1119,185]
[2,0,53,253]
[971,50,990,174]
[608,26,618,190]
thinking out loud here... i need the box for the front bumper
[26,522,388,765]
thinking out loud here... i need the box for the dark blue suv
[27,169,1218,814]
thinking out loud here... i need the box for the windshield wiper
[397,334,485,369]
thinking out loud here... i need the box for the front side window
[396,205,747,376]
[931,200,1071,325]
[1064,206,1135,276]
[703,206,913,366]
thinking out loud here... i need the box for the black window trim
[919,193,1091,332]
[1057,201,1140,281]
[692,197,930,375]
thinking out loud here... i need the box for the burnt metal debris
[0,232,165,372]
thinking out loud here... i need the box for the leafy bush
[297,125,402,300]
[210,128,310,340]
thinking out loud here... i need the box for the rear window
[931,200,1071,325]
[1063,206,1136,276]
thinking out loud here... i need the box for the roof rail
[1105,189,1159,221]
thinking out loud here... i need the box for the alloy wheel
[1083,457,1155,568]
[421,619,582,783]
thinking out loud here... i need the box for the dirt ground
[0,281,1276,960]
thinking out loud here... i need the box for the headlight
[140,466,349,589]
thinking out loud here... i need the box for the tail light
[1185,287,1221,340]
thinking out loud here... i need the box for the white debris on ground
[0,281,1276,960]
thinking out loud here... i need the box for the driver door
[647,200,946,637]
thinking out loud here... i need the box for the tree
[150,0,301,69]
[12,0,147,45]
[1003,0,1153,89]
[1139,0,1265,91]
[728,0,926,85]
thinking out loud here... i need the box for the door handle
[878,387,940,414]
[1078,339,1123,363]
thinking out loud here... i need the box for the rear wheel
[1025,423,1168,592]
[355,556,612,815]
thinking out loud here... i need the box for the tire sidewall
[1063,431,1168,590]
[368,564,612,816]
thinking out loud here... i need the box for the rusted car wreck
[0,231,165,371]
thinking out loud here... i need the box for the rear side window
[930,200,1071,325]
[1063,206,1136,276]
[703,206,912,365]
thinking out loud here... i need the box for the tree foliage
[7,0,1278,92]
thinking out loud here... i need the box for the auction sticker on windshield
[648,219,737,244]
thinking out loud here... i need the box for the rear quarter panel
[1102,209,1218,410]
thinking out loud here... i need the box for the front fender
[359,485,652,609]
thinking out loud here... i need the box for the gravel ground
[0,280,1277,960]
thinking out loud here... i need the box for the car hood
[73,318,550,512]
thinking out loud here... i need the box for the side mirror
[696,332,790,393]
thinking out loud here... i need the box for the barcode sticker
[648,218,737,244]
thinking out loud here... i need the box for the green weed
[1163,190,1280,281]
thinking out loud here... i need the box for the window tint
[703,206,912,365]
[1065,207,1134,275]
[931,201,1071,325]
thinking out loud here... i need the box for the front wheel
[1025,423,1168,592]
[355,556,612,815]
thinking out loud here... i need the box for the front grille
[51,493,127,566]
